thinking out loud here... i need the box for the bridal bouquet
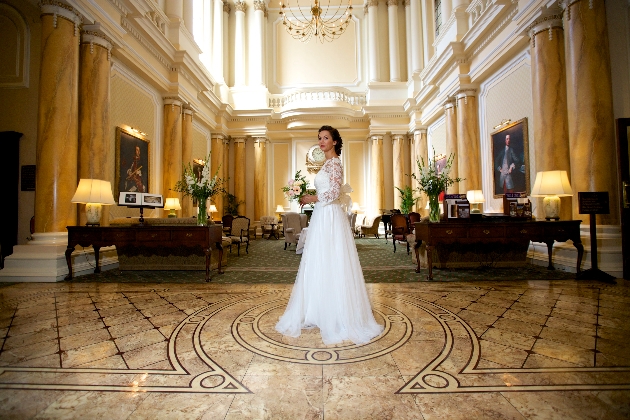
[174,155,224,225]
[282,170,310,202]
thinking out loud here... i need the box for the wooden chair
[221,215,234,236]
[228,216,250,255]
[407,212,421,233]
[391,213,410,254]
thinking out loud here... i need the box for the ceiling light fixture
[279,0,353,43]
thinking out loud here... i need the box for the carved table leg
[64,246,74,280]
[544,240,555,270]
[204,247,211,282]
[93,246,101,274]
[426,244,434,281]
[216,242,224,274]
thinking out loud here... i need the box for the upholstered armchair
[391,213,410,254]
[229,216,250,256]
[282,212,307,250]
[259,216,278,239]
[358,215,382,238]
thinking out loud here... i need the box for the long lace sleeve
[318,158,343,204]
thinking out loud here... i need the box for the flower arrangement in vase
[174,155,225,226]
[412,151,463,222]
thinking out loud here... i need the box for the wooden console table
[413,220,583,280]
[65,225,224,282]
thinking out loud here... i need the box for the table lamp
[276,204,284,222]
[164,198,181,218]
[351,203,361,213]
[530,170,573,220]
[71,179,116,226]
[466,190,485,214]
[209,204,218,221]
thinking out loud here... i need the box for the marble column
[211,134,226,217]
[251,0,266,86]
[234,1,247,86]
[392,134,405,208]
[233,137,247,215]
[181,106,194,218]
[366,0,380,82]
[443,98,458,192]
[166,0,183,21]
[254,138,268,221]
[529,15,572,221]
[409,0,423,74]
[455,89,481,194]
[223,137,230,197]
[404,0,412,79]
[440,0,452,31]
[163,98,183,218]
[35,2,82,234]
[183,0,194,32]
[413,129,428,212]
[387,0,401,82]
[563,0,618,225]
[213,0,224,81]
[370,136,385,212]
[223,2,230,81]
[78,29,112,226]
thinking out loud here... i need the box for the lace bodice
[315,157,342,204]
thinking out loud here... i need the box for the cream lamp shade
[530,170,573,220]
[466,190,485,214]
[276,205,285,213]
[351,202,361,213]
[164,198,181,218]
[71,179,116,225]
[209,204,218,213]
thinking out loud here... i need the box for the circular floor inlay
[229,299,413,364]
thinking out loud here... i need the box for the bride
[275,126,384,345]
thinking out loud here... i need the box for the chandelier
[279,0,353,43]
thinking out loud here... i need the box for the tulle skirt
[275,202,384,345]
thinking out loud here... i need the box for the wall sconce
[530,170,573,220]
[164,198,181,218]
[71,179,116,226]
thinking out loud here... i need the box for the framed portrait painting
[491,118,530,198]
[115,127,150,198]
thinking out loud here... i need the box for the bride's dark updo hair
[319,125,343,156]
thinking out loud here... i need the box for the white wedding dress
[275,157,384,345]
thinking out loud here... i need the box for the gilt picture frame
[115,127,150,198]
[491,118,530,198]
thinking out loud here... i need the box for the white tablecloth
[296,227,308,255]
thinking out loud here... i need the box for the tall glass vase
[428,194,440,223]
[197,199,208,226]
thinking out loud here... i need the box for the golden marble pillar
[529,15,572,221]
[563,0,618,225]
[163,98,183,218]
[254,138,268,222]
[181,106,194,218]
[78,29,112,226]
[223,137,230,195]
[392,134,406,209]
[444,98,458,193]
[35,3,82,233]
[456,89,481,194]
[211,134,226,217]
[370,136,385,213]
[233,137,247,215]
[413,129,428,213]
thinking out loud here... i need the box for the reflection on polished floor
[0,280,629,419]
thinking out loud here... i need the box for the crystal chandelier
[279,0,353,43]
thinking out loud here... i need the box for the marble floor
[0,279,629,419]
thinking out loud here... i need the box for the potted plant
[395,185,418,215]
[224,192,244,216]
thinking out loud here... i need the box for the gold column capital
[232,136,247,144]
[211,133,226,141]
[163,96,183,108]
[223,1,231,14]
[455,88,476,100]
[40,0,82,34]
[443,97,456,110]
[528,15,563,47]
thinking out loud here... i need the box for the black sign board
[578,192,610,214]
[21,165,36,191]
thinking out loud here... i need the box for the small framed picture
[119,192,141,206]
[141,193,164,208]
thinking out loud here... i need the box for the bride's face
[318,130,336,154]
